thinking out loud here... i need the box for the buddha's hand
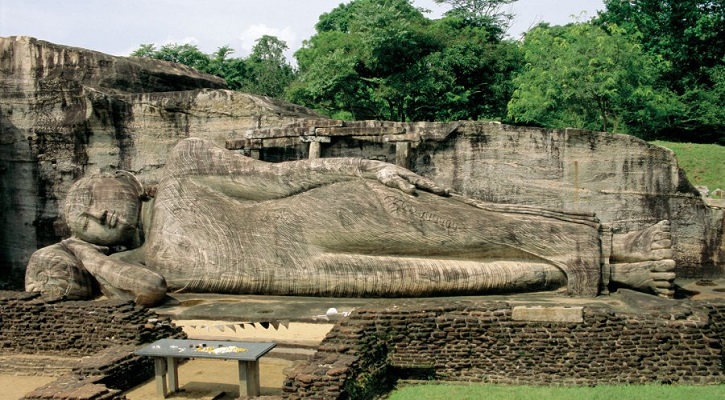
[61,237,167,307]
[61,237,109,258]
[368,162,450,196]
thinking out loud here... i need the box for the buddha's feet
[611,220,673,263]
[609,259,676,298]
[609,220,676,298]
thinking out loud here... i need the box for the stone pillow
[25,244,94,300]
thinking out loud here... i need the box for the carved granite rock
[25,138,677,306]
[0,36,322,286]
[2,36,723,292]
[243,120,725,280]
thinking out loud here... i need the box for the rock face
[0,36,722,290]
[241,120,724,280]
[417,123,723,278]
[0,36,323,287]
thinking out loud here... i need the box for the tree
[130,36,295,99]
[507,23,679,136]
[131,43,211,71]
[130,44,156,58]
[205,45,235,76]
[287,0,519,122]
[288,0,441,121]
[599,0,724,91]
[206,46,249,91]
[597,0,725,142]
[433,0,517,32]
[427,14,522,120]
[240,35,295,98]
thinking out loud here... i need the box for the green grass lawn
[651,140,725,192]
[387,383,725,400]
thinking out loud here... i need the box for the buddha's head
[63,171,144,247]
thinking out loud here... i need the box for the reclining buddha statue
[25,138,676,306]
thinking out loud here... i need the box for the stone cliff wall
[244,120,724,278]
[1,36,723,288]
[284,301,725,399]
[0,36,322,286]
[416,123,724,278]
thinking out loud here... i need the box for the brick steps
[0,354,79,376]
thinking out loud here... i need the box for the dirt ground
[0,357,297,400]
[125,356,300,399]
[0,376,56,400]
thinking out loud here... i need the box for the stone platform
[152,278,725,326]
[4,279,725,399]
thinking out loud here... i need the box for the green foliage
[598,0,725,143]
[599,0,724,91]
[287,0,520,122]
[131,43,211,71]
[387,383,725,400]
[240,35,295,97]
[130,43,156,58]
[288,0,434,120]
[433,0,516,33]
[651,141,725,191]
[505,1,724,142]
[427,15,522,120]
[130,38,294,98]
[507,22,679,137]
[127,0,722,143]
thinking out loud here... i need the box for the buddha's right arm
[62,238,167,306]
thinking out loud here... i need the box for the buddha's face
[65,174,142,246]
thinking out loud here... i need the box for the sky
[0,0,604,62]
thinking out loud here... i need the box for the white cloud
[178,36,200,46]
[238,24,298,58]
[161,36,200,47]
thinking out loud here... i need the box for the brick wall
[0,291,185,399]
[5,291,723,400]
[284,300,725,400]
[0,291,182,356]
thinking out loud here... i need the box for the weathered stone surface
[245,120,725,279]
[1,36,723,293]
[26,136,680,303]
[511,305,584,322]
[0,36,323,287]
[425,123,724,279]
